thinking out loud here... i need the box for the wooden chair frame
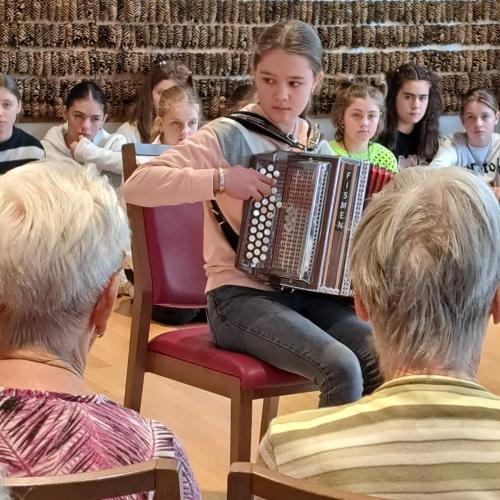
[5,458,182,500]
[227,462,384,500]
[122,143,316,463]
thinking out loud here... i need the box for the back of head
[350,167,500,378]
[331,77,387,141]
[225,82,256,114]
[156,60,193,88]
[0,159,130,356]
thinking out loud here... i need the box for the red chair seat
[148,326,309,391]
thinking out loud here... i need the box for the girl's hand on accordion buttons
[223,165,275,201]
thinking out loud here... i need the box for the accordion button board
[235,151,394,296]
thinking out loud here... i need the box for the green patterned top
[260,375,500,498]
[329,140,398,172]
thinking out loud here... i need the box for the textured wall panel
[2,0,498,120]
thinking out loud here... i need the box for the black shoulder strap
[210,199,239,252]
[228,111,306,149]
[211,113,320,252]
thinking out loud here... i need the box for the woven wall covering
[2,0,498,120]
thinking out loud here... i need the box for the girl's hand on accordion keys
[213,165,275,201]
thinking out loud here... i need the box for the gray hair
[0,159,130,365]
[350,167,500,378]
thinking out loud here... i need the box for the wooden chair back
[5,458,182,500]
[227,462,385,500]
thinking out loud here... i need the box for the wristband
[218,167,225,194]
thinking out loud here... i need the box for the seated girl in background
[117,60,193,144]
[151,85,201,145]
[379,63,441,167]
[0,74,44,174]
[430,88,499,198]
[329,78,397,172]
[42,80,125,187]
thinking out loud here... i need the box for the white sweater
[430,132,500,184]
[41,124,127,187]
[115,121,142,144]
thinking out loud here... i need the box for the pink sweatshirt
[123,104,333,292]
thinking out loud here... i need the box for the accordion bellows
[4,0,498,120]
[236,152,394,296]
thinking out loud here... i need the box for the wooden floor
[85,298,500,499]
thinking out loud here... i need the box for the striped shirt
[0,126,44,174]
[0,388,200,500]
[259,375,500,499]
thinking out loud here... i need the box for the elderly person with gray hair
[260,166,500,498]
[0,159,200,499]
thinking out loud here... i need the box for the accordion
[235,151,394,296]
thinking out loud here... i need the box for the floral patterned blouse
[0,388,200,499]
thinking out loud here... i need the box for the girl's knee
[318,345,363,392]
[333,349,363,383]
[318,352,364,407]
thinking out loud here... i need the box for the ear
[312,71,324,93]
[89,273,119,337]
[491,286,500,325]
[63,106,68,122]
[494,111,500,126]
[102,113,108,126]
[16,100,22,114]
[353,289,370,322]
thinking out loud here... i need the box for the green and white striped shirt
[259,375,500,499]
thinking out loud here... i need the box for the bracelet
[218,167,225,194]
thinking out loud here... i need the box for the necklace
[466,139,492,173]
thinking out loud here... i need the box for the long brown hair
[128,60,193,143]
[379,63,442,161]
